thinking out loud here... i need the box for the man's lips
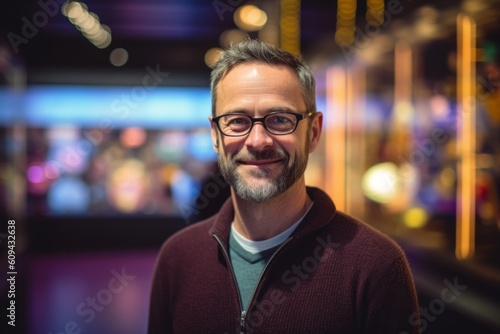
[237,159,283,166]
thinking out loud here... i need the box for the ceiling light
[66,2,112,49]
[66,2,84,19]
[234,5,268,32]
[110,48,129,67]
[205,48,223,68]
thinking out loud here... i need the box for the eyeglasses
[212,111,314,137]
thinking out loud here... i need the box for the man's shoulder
[157,217,216,257]
[329,211,407,263]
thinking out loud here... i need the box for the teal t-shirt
[228,232,280,311]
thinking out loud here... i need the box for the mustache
[233,148,288,162]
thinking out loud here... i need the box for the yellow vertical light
[280,0,300,55]
[456,14,476,260]
[326,66,347,212]
[335,0,356,46]
[366,0,385,26]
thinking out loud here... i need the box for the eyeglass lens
[218,113,298,135]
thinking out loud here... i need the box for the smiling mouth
[238,159,283,166]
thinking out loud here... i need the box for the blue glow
[0,89,24,125]
[188,132,218,161]
[47,177,91,214]
[0,86,212,128]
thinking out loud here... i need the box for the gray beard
[218,147,308,203]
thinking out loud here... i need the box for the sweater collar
[209,186,337,247]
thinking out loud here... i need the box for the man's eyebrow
[220,106,298,115]
[221,109,250,115]
[269,107,297,113]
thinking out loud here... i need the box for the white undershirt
[231,202,314,254]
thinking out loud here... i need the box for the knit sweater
[148,187,421,334]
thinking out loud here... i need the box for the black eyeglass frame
[211,111,315,137]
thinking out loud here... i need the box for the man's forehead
[218,65,300,95]
[221,62,295,80]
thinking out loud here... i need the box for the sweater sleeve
[148,246,174,334]
[362,255,421,334]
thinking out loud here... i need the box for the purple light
[27,165,45,184]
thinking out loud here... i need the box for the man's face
[210,63,322,203]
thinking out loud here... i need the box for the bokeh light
[362,162,402,204]
[188,131,217,161]
[27,162,51,195]
[110,48,129,67]
[234,5,268,32]
[204,47,223,68]
[28,164,45,184]
[107,159,148,213]
[120,127,146,148]
[65,2,112,49]
[155,131,189,163]
[403,207,429,228]
[47,177,90,214]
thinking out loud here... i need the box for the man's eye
[224,116,250,128]
[268,115,292,124]
[230,117,248,124]
[276,116,290,123]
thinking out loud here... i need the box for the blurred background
[1,0,499,333]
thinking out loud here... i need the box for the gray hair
[210,39,316,117]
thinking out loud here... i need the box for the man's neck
[231,180,312,241]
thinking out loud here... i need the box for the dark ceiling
[1,0,479,87]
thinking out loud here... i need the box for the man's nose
[244,122,274,150]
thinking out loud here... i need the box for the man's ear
[308,112,323,153]
[209,116,219,154]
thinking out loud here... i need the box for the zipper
[239,310,247,334]
[213,233,294,333]
[213,234,246,333]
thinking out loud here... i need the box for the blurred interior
[1,0,500,333]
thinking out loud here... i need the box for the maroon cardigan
[148,187,420,334]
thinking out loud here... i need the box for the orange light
[204,48,223,68]
[456,14,476,260]
[393,41,413,155]
[345,66,366,215]
[325,66,347,211]
[234,5,268,31]
[120,127,146,148]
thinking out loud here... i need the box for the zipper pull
[239,310,246,334]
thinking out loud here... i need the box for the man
[148,39,420,334]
